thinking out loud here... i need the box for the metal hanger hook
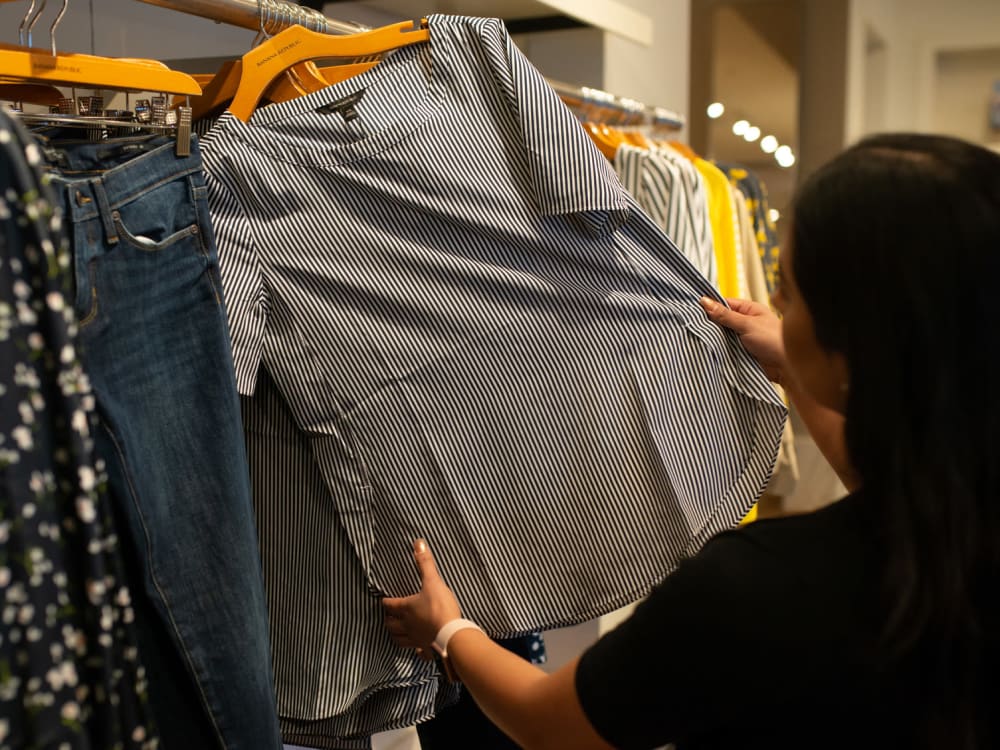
[49,0,69,56]
[251,0,268,47]
[25,0,49,48]
[18,0,37,46]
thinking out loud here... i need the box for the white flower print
[5,582,26,603]
[29,471,45,493]
[18,401,34,427]
[16,301,37,326]
[2,113,157,744]
[76,496,96,524]
[60,701,80,721]
[45,291,65,312]
[86,578,106,604]
[71,409,89,437]
[17,604,34,625]
[23,142,41,165]
[78,465,96,492]
[12,425,33,450]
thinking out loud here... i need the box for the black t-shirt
[575,491,914,749]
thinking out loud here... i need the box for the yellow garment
[733,187,800,503]
[694,159,742,298]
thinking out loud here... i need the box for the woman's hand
[699,297,786,383]
[383,539,463,654]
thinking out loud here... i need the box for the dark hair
[790,134,999,748]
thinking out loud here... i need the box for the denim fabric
[39,134,281,750]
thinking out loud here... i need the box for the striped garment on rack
[200,11,785,732]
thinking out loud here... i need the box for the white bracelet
[432,618,484,659]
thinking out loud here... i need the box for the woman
[382,133,998,749]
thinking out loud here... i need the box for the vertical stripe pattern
[202,13,786,738]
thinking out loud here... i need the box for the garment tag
[315,90,366,122]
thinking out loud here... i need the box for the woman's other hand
[699,297,786,383]
[383,539,463,654]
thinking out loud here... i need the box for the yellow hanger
[584,122,626,161]
[623,130,653,149]
[188,58,376,121]
[0,42,200,96]
[267,61,377,102]
[228,19,430,122]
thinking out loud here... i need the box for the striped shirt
[242,367,459,740]
[614,143,717,286]
[201,12,785,736]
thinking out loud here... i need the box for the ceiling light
[776,150,796,168]
[775,145,793,160]
[768,208,780,223]
[760,135,778,153]
[707,102,725,119]
[732,119,749,136]
[743,125,761,142]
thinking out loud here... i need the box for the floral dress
[0,106,158,749]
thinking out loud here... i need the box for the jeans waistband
[40,134,206,241]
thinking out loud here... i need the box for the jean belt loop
[92,176,119,246]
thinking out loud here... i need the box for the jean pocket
[111,176,207,256]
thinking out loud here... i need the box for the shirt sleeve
[203,165,268,396]
[574,530,794,749]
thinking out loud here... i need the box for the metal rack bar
[133,0,367,35]
[547,78,685,131]
[129,2,684,129]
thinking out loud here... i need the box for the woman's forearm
[445,631,611,750]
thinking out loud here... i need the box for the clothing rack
[547,79,685,131]
[132,0,685,130]
[133,0,366,35]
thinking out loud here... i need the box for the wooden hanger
[228,19,430,122]
[584,122,624,161]
[188,57,377,121]
[0,42,200,96]
[667,140,700,161]
[623,130,654,149]
[267,61,377,102]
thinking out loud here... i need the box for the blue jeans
[41,134,281,750]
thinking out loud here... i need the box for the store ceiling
[705,1,799,170]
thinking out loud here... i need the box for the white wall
[846,0,1000,146]
[604,0,690,140]
[0,1,255,59]
[933,47,1000,146]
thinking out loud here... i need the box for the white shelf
[359,0,653,46]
